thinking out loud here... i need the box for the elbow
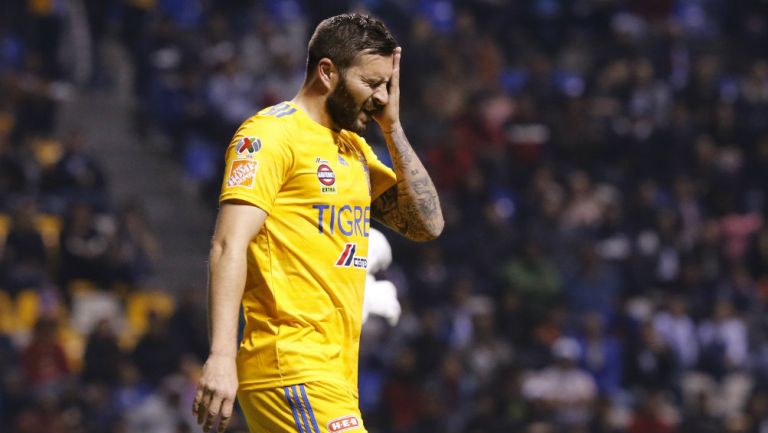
[209,237,238,259]
[428,217,445,240]
[210,238,225,256]
[412,217,444,242]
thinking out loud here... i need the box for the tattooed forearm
[371,126,444,241]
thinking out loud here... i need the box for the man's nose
[372,85,389,107]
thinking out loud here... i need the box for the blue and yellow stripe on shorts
[284,384,322,433]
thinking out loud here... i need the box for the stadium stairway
[57,41,213,294]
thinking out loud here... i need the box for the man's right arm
[193,201,267,433]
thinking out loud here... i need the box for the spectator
[678,391,724,433]
[21,318,69,393]
[624,321,676,392]
[58,202,110,288]
[653,295,699,371]
[81,319,122,386]
[0,135,27,209]
[131,312,183,387]
[522,337,597,428]
[501,239,562,316]
[1,201,48,294]
[627,390,679,433]
[461,297,513,387]
[576,313,623,397]
[698,300,748,378]
[108,201,160,286]
[42,130,107,209]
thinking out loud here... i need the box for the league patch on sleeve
[237,137,261,155]
[226,160,259,188]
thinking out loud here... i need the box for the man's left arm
[371,47,444,241]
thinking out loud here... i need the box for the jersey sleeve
[219,115,293,214]
[357,137,397,200]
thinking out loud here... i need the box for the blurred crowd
[3,0,768,433]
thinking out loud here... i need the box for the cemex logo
[334,243,367,269]
[327,415,361,433]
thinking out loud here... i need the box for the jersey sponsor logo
[317,164,335,186]
[237,136,261,155]
[334,243,368,268]
[312,204,370,237]
[226,160,258,188]
[317,162,337,194]
[328,415,362,432]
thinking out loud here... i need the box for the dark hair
[306,13,398,77]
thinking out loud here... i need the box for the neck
[293,84,338,131]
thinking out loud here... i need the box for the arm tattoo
[371,127,444,241]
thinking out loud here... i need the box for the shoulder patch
[237,137,261,155]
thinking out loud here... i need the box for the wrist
[209,347,237,359]
[380,121,402,135]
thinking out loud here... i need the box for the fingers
[197,387,213,425]
[203,393,225,433]
[194,384,235,433]
[192,386,204,417]
[218,399,235,433]
[391,47,402,89]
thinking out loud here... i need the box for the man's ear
[317,58,337,90]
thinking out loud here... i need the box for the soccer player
[192,14,444,433]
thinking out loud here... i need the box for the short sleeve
[356,136,397,200]
[219,115,293,214]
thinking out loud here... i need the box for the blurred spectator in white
[206,58,259,130]
[462,296,513,387]
[561,171,604,231]
[698,300,748,376]
[653,295,699,370]
[693,300,752,416]
[522,337,597,428]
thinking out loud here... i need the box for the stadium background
[2,0,768,432]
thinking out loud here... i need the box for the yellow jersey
[219,101,397,391]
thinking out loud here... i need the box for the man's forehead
[348,52,393,77]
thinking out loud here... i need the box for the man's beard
[326,76,367,134]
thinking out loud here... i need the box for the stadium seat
[32,137,64,168]
[68,279,98,296]
[59,322,86,372]
[0,290,14,333]
[0,213,9,244]
[35,213,63,252]
[123,290,176,346]
[15,289,41,332]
